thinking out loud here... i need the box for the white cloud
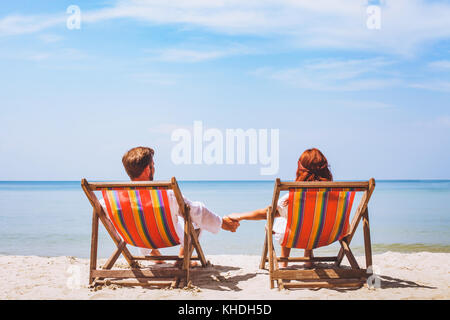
[253,57,450,92]
[409,81,450,92]
[1,1,450,55]
[38,34,64,43]
[153,49,226,62]
[0,14,64,36]
[27,52,52,61]
[0,47,89,64]
[333,99,394,109]
[146,44,253,62]
[428,60,450,70]
[252,57,402,91]
[148,123,188,134]
[438,116,450,127]
[414,115,450,128]
[129,72,180,85]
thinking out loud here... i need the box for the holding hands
[222,207,270,232]
[221,216,240,232]
[225,213,242,222]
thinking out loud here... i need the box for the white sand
[1,252,449,300]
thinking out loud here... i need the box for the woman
[226,148,333,268]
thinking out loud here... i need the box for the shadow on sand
[190,264,260,292]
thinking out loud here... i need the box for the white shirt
[168,191,223,234]
[277,193,289,218]
[273,193,289,244]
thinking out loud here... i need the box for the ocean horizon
[0,180,449,258]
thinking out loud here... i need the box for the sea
[0,180,449,258]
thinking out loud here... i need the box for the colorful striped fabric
[281,188,359,249]
[101,187,180,249]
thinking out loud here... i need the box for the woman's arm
[227,206,279,221]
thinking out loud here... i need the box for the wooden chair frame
[260,178,375,289]
[81,177,209,288]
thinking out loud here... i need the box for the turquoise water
[0,180,449,258]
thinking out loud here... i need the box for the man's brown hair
[122,147,154,179]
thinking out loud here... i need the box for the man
[116,146,240,260]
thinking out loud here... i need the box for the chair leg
[270,266,275,289]
[91,241,129,285]
[272,248,283,290]
[171,278,181,289]
[89,210,99,285]
[340,239,360,270]
[103,241,127,270]
[363,209,373,269]
[260,230,268,269]
[187,230,198,269]
[268,230,275,289]
[266,205,277,289]
[189,237,195,259]
[190,226,208,267]
[335,247,344,267]
[185,222,191,287]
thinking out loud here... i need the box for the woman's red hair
[296,148,333,182]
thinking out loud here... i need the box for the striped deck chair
[260,178,375,289]
[81,177,208,288]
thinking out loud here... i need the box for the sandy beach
[1,251,449,300]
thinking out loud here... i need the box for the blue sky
[0,0,449,181]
